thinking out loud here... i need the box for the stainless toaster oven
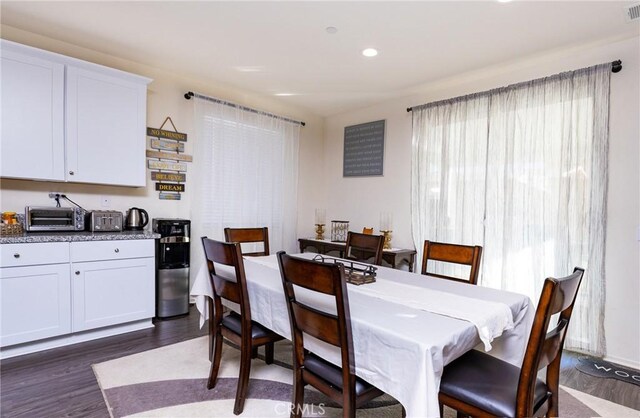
[25,206,85,232]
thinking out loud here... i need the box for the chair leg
[265,342,275,364]
[548,391,559,417]
[291,368,304,418]
[343,389,356,418]
[251,346,258,359]
[234,342,253,415]
[208,298,215,361]
[207,329,223,389]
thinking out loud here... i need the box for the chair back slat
[550,271,583,314]
[515,267,584,416]
[210,271,242,304]
[427,243,476,264]
[279,258,337,295]
[224,227,270,256]
[292,301,341,347]
[421,240,482,284]
[201,237,250,312]
[536,320,567,370]
[345,231,384,266]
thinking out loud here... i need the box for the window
[191,98,301,268]
[411,64,611,355]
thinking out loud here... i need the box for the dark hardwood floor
[559,351,640,410]
[1,306,638,417]
[0,306,206,418]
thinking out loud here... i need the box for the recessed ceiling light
[362,48,378,57]
[234,66,264,72]
[497,0,513,3]
[274,93,298,97]
[325,26,337,34]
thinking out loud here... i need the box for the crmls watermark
[274,402,326,416]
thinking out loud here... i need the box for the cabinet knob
[75,271,80,275]
[13,253,20,258]
[69,170,74,175]
[114,248,120,253]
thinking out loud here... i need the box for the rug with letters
[577,356,640,387]
[93,336,637,417]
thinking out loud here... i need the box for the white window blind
[191,97,300,271]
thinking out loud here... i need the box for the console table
[298,238,417,272]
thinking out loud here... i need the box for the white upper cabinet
[66,66,147,186]
[1,48,65,181]
[0,40,151,187]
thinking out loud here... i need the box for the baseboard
[0,319,154,360]
[603,354,640,371]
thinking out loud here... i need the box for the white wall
[2,26,637,367]
[323,35,640,368]
[0,24,325,245]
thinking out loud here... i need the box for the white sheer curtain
[411,64,610,356]
[191,97,300,276]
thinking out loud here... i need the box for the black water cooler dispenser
[153,218,191,319]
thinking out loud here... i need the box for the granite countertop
[0,230,160,244]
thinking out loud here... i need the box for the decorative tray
[312,254,377,285]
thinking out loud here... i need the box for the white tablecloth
[191,253,534,418]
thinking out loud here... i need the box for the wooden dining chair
[277,252,384,418]
[201,237,283,415]
[438,267,585,418]
[421,240,482,285]
[344,231,384,266]
[224,227,270,256]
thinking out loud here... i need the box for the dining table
[191,252,534,418]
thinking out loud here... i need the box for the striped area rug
[93,336,637,417]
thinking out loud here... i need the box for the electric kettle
[125,207,149,230]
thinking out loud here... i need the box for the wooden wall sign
[156,183,185,192]
[146,128,187,141]
[159,192,181,200]
[148,160,187,171]
[151,171,186,182]
[146,116,190,200]
[151,138,185,152]
[146,150,193,162]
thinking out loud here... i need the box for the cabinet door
[72,257,154,331]
[0,264,71,347]
[66,66,147,187]
[0,49,65,181]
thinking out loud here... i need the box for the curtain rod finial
[184,91,194,100]
[612,60,622,73]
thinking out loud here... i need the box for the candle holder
[315,223,325,240]
[380,230,392,249]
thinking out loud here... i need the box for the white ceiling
[1,1,638,117]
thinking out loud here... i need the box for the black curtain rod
[184,91,305,126]
[406,59,623,113]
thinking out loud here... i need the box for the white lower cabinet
[0,263,71,346]
[72,257,154,331]
[70,239,155,332]
[0,239,155,357]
